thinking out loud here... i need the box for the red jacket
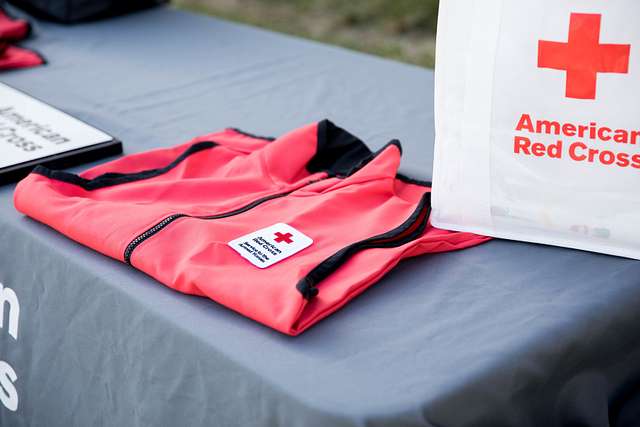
[0,7,44,71]
[15,121,489,335]
[0,8,29,41]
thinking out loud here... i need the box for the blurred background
[173,0,439,68]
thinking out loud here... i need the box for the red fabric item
[0,8,30,41]
[14,121,490,335]
[0,44,44,70]
[0,7,43,71]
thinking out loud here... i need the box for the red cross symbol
[538,13,631,100]
[274,232,294,244]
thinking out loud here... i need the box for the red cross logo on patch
[274,232,294,244]
[538,13,631,100]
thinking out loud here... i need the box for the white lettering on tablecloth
[0,282,19,412]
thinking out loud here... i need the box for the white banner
[432,0,640,259]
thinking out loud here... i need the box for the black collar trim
[32,141,217,191]
[307,120,375,177]
[227,128,276,141]
[31,122,431,191]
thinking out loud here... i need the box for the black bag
[7,0,166,23]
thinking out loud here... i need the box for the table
[1,5,639,427]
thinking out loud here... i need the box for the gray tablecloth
[0,5,639,427]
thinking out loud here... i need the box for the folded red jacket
[0,44,44,70]
[0,8,30,41]
[0,7,44,71]
[14,121,490,335]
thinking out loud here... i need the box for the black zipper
[123,178,327,265]
[296,192,432,299]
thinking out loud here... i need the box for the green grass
[172,0,439,68]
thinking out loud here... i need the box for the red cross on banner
[274,232,294,244]
[538,13,631,100]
